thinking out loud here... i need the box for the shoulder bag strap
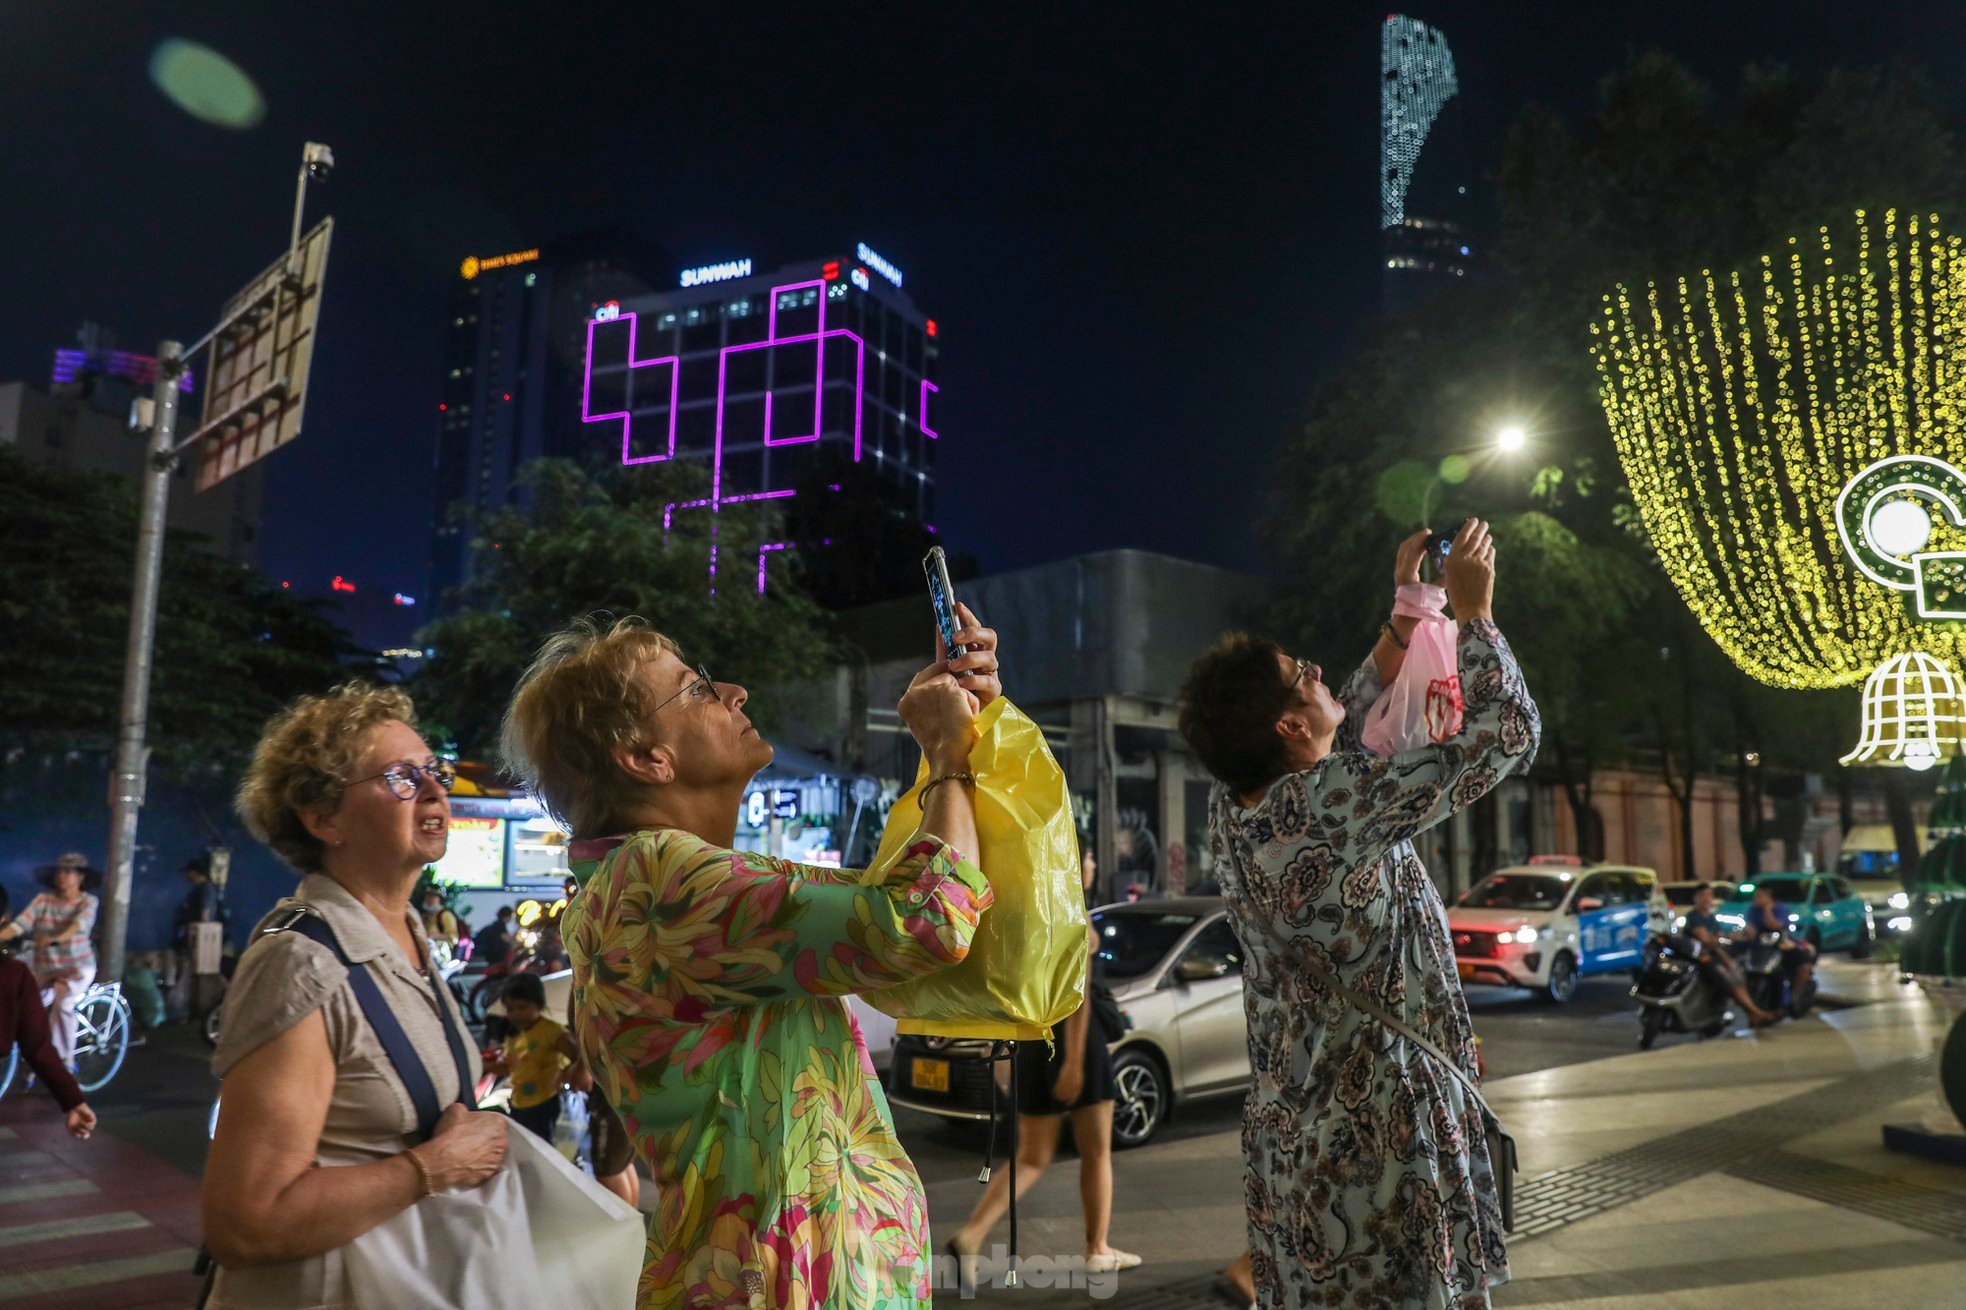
[420,949,476,1110]
[270,910,446,1139]
[1300,954,1500,1129]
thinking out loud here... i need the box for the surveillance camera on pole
[100,143,337,983]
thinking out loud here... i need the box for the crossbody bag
[1303,961,1518,1231]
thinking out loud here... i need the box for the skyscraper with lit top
[1381,15,1473,313]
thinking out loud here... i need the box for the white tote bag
[342,1125,644,1309]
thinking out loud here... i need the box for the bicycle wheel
[0,1044,16,1097]
[72,989,131,1093]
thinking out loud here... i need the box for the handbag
[1302,960,1518,1231]
[1090,980,1129,1045]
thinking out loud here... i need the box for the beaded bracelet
[919,772,977,807]
[1380,621,1410,651]
[406,1147,436,1199]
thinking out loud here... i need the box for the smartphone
[923,546,965,656]
[1425,519,1470,566]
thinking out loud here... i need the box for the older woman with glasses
[202,684,509,1308]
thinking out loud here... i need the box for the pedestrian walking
[0,953,95,1139]
[488,972,579,1143]
[499,609,1003,1308]
[0,852,101,1067]
[947,855,1139,1287]
[1177,522,1539,1309]
[202,683,508,1307]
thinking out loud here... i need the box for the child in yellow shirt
[492,973,580,1141]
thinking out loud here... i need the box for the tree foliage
[0,447,366,770]
[411,459,833,759]
[1265,54,1963,870]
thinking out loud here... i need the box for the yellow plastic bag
[860,697,1088,1040]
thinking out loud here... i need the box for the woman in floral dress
[501,607,1004,1309]
[1178,522,1539,1309]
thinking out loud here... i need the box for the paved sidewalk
[929,961,1966,1307]
[0,1096,204,1309]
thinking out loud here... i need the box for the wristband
[406,1147,436,1198]
[919,772,976,807]
[1391,582,1447,621]
[1379,622,1409,650]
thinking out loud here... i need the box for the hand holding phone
[924,547,965,657]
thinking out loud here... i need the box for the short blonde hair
[500,616,679,837]
[236,683,418,872]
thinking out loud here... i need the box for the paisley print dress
[564,828,993,1310]
[1209,618,1540,1309]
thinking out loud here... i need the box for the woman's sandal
[1084,1250,1142,1274]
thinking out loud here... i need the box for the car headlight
[1515,925,1539,944]
[1497,930,1514,944]
[1889,916,1913,932]
[1889,892,1910,910]
[1672,914,1686,931]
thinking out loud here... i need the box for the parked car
[886,897,1253,1149]
[1718,874,1875,957]
[1846,876,1914,938]
[1448,860,1669,1003]
[1659,880,1740,932]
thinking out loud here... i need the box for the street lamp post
[98,145,334,984]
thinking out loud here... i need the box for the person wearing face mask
[1178,523,1540,1309]
[499,610,1002,1310]
[202,684,509,1307]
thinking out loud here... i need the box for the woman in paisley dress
[500,609,1004,1310]
[1177,521,1539,1309]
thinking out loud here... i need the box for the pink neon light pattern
[920,379,940,440]
[582,277,932,591]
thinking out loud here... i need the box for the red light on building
[925,319,938,338]
[331,575,356,593]
[502,393,511,401]
[280,580,290,589]
[822,261,841,281]
[438,403,447,411]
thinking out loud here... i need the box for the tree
[412,459,833,759]
[1265,53,1962,871]
[0,448,366,771]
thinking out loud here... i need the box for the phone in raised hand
[922,546,965,657]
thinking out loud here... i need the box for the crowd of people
[0,522,1570,1307]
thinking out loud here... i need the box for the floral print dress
[1210,618,1540,1309]
[564,827,993,1310]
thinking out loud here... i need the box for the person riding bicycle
[1679,883,1776,1027]
[1734,883,1817,1016]
[0,853,101,1069]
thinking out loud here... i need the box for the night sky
[3,2,1957,610]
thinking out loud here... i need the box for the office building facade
[1381,14,1474,313]
[581,245,941,594]
[428,231,668,604]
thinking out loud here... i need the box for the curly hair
[1176,632,1296,795]
[500,616,679,838]
[236,683,418,872]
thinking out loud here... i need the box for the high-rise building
[1381,15,1473,313]
[581,245,941,594]
[428,230,669,604]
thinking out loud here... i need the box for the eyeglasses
[1290,658,1316,690]
[652,663,719,715]
[350,758,458,800]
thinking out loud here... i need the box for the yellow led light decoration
[1842,651,1966,769]
[1592,208,1966,688]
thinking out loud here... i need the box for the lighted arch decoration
[1593,208,1966,689]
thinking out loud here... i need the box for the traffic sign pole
[101,341,184,984]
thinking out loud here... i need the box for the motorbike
[1632,933,1735,1049]
[1738,930,1816,1020]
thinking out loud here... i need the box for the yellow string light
[1593,208,1966,689]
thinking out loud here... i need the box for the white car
[1447,860,1669,1004]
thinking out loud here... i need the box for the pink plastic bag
[1360,616,1463,755]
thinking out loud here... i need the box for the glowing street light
[1496,424,1527,453]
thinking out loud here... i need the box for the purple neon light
[757,542,790,594]
[583,277,933,593]
[52,348,194,392]
[920,379,939,439]
[580,314,679,465]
